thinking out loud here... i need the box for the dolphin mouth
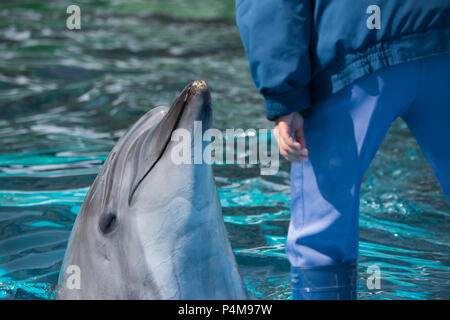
[158,79,211,147]
[169,80,211,131]
[128,80,211,205]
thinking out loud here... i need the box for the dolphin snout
[185,80,212,124]
[189,80,211,107]
[191,79,208,90]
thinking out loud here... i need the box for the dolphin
[57,80,249,299]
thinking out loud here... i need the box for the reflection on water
[0,0,449,300]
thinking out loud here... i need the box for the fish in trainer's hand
[57,80,250,300]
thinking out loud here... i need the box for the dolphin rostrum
[57,80,249,299]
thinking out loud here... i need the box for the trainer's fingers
[280,137,305,161]
[275,121,307,161]
[278,131,304,158]
[276,134,290,160]
[294,130,306,149]
[277,137,299,161]
[283,138,305,157]
[277,137,308,162]
[276,121,290,140]
[278,123,302,152]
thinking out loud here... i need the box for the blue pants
[288,54,450,300]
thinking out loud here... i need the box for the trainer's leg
[288,61,421,299]
[402,53,450,203]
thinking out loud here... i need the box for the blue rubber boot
[291,263,357,300]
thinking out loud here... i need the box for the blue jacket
[236,0,450,119]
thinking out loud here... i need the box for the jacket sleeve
[236,0,313,120]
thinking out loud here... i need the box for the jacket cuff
[264,86,312,121]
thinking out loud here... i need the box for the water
[0,0,449,300]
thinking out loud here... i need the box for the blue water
[0,0,449,300]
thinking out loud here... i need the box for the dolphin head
[58,80,248,299]
[91,79,212,226]
[127,79,212,206]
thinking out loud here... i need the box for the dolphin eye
[99,213,117,234]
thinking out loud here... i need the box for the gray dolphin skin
[57,80,250,299]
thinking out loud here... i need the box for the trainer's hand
[274,112,309,162]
